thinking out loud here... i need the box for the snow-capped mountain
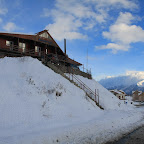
[99,71,144,95]
[137,80,144,87]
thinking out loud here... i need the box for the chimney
[64,39,66,54]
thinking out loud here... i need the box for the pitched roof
[67,57,82,66]
[132,90,142,95]
[109,89,125,95]
[0,30,57,47]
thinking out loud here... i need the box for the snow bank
[73,75,134,110]
[0,56,101,127]
[0,57,143,144]
[0,57,102,142]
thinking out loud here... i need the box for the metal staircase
[44,62,104,110]
[65,73,104,109]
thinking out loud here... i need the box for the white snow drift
[0,57,143,144]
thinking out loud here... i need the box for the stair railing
[65,72,104,109]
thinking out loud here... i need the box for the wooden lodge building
[0,30,91,78]
[132,90,144,102]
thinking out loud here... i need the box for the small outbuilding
[132,90,144,101]
[109,89,126,100]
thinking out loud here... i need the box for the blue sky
[1,0,144,80]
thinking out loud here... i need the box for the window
[6,40,13,46]
[39,32,48,38]
[19,42,26,52]
[6,40,14,50]
[6,40,10,46]
[39,32,52,40]
[35,46,41,52]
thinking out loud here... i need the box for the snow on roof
[109,89,125,95]
[132,90,142,95]
[119,90,125,93]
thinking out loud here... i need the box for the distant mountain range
[99,71,144,95]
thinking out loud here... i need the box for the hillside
[0,57,143,144]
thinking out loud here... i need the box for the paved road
[106,106,144,144]
[106,125,144,144]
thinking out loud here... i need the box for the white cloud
[96,43,130,54]
[3,22,18,32]
[115,12,136,25]
[94,0,138,10]
[100,70,144,81]
[126,70,144,79]
[54,0,108,23]
[42,0,138,41]
[96,12,144,53]
[103,23,144,44]
[45,13,87,41]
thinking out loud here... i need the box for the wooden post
[64,39,66,54]
[83,65,84,72]
[45,45,47,62]
[44,46,46,63]
[18,38,19,50]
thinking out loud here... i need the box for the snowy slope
[71,75,133,110]
[0,57,143,144]
[0,57,101,131]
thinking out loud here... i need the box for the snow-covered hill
[0,57,143,144]
[99,72,144,94]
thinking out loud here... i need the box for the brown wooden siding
[0,31,82,66]
[0,38,7,49]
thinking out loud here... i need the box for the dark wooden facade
[0,30,82,67]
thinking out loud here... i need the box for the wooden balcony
[0,45,43,58]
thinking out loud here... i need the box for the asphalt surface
[106,125,144,144]
[105,106,144,144]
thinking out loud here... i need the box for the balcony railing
[0,45,42,57]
